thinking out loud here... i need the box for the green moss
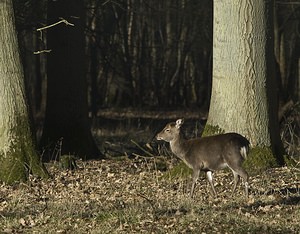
[0,142,49,184]
[0,150,27,184]
[0,116,49,184]
[243,146,278,175]
[283,155,299,167]
[202,124,225,137]
[60,155,78,170]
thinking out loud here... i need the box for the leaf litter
[0,157,299,233]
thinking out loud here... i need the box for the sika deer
[156,119,250,198]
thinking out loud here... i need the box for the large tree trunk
[205,0,284,168]
[0,0,49,183]
[40,0,101,161]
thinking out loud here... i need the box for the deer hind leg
[206,171,217,197]
[230,167,249,197]
[232,171,240,196]
[240,169,249,198]
[226,147,249,197]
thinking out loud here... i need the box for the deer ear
[175,119,184,128]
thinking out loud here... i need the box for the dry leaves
[0,158,299,233]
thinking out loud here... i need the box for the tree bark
[40,0,101,161]
[206,0,284,166]
[0,0,49,183]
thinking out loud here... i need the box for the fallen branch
[131,140,154,157]
[96,108,207,120]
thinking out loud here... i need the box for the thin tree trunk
[40,0,101,161]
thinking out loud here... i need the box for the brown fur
[156,119,250,198]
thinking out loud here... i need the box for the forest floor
[1,108,300,233]
[0,157,299,233]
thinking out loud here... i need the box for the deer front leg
[190,169,200,198]
[207,171,217,196]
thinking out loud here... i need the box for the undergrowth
[0,158,299,233]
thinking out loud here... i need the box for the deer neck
[170,135,189,160]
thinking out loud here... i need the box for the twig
[102,0,111,5]
[131,140,154,157]
[33,50,52,55]
[136,193,156,211]
[35,18,75,55]
[36,18,75,32]
[131,153,149,159]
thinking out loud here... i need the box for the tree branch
[34,18,75,54]
[36,18,75,32]
[33,50,52,55]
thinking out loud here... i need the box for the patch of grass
[163,161,192,180]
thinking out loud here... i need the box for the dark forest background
[13,0,300,157]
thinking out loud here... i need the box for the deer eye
[165,129,170,133]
